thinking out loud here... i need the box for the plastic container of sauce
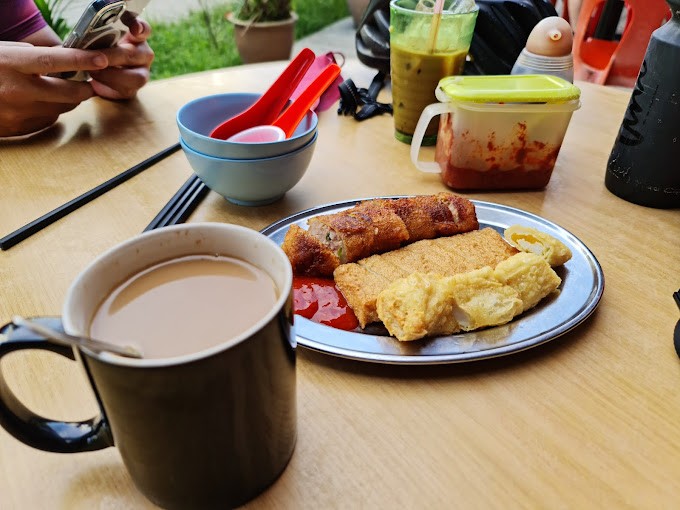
[410,74,581,190]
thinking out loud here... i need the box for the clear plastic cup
[390,0,478,145]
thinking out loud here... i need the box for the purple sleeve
[0,0,48,41]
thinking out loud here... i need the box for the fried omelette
[333,227,519,328]
[376,252,562,341]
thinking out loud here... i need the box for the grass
[146,1,350,80]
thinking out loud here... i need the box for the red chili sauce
[435,115,561,190]
[293,277,359,331]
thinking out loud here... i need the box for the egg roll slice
[503,225,572,267]
[307,205,409,264]
[281,224,340,277]
[381,192,479,239]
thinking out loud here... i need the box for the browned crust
[281,224,339,277]
[380,192,479,239]
[334,228,519,327]
[308,205,409,262]
[284,193,479,277]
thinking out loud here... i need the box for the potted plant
[227,0,299,64]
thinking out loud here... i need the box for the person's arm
[0,42,108,137]
[20,24,61,46]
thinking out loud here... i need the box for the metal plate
[261,198,604,364]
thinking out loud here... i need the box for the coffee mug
[0,223,296,509]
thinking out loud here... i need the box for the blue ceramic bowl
[177,93,318,160]
[180,132,317,206]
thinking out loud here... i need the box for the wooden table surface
[1,59,679,509]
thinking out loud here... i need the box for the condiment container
[410,74,581,190]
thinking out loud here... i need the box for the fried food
[442,267,524,332]
[504,225,572,267]
[282,225,339,277]
[374,273,460,341]
[376,253,561,341]
[335,228,518,327]
[493,252,562,311]
[282,193,479,276]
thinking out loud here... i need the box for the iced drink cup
[390,0,478,145]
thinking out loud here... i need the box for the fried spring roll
[307,205,409,264]
[380,192,479,239]
[282,193,478,276]
[282,224,339,277]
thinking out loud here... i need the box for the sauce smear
[293,277,359,331]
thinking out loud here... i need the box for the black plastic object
[355,0,391,75]
[674,290,680,359]
[338,72,393,121]
[604,0,680,209]
[341,0,392,121]
[464,0,557,75]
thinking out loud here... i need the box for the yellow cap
[437,74,581,103]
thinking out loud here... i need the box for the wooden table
[1,59,679,509]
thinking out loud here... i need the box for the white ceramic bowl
[180,132,317,206]
[177,93,318,160]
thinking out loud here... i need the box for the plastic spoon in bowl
[12,316,143,359]
[227,63,342,144]
[209,48,316,140]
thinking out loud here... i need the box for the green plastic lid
[437,74,581,103]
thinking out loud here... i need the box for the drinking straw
[427,0,446,53]
[0,143,181,251]
[143,174,208,232]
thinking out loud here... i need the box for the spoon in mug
[226,63,342,143]
[12,316,143,359]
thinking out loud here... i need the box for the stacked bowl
[177,93,318,206]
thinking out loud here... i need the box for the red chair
[572,0,670,87]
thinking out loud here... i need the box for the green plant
[232,0,292,22]
[148,0,348,79]
[34,0,72,39]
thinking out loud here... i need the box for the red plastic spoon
[227,63,342,143]
[209,48,316,140]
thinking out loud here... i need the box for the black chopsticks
[0,142,181,251]
[143,174,209,232]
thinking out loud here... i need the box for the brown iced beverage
[391,45,467,144]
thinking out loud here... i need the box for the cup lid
[436,74,581,103]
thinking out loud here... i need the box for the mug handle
[0,317,114,453]
[410,102,451,173]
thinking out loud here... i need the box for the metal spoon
[12,316,143,359]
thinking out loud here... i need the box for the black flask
[604,0,680,209]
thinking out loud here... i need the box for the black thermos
[605,0,680,209]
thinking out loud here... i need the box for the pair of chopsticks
[143,174,208,231]
[0,141,207,250]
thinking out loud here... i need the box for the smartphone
[58,0,150,80]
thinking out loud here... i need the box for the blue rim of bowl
[180,130,318,162]
[176,93,318,146]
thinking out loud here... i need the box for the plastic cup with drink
[389,0,478,145]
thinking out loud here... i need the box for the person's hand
[90,19,154,100]
[0,42,108,137]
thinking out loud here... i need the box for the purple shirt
[0,0,47,41]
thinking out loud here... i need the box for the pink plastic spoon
[209,48,316,140]
[227,63,342,144]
